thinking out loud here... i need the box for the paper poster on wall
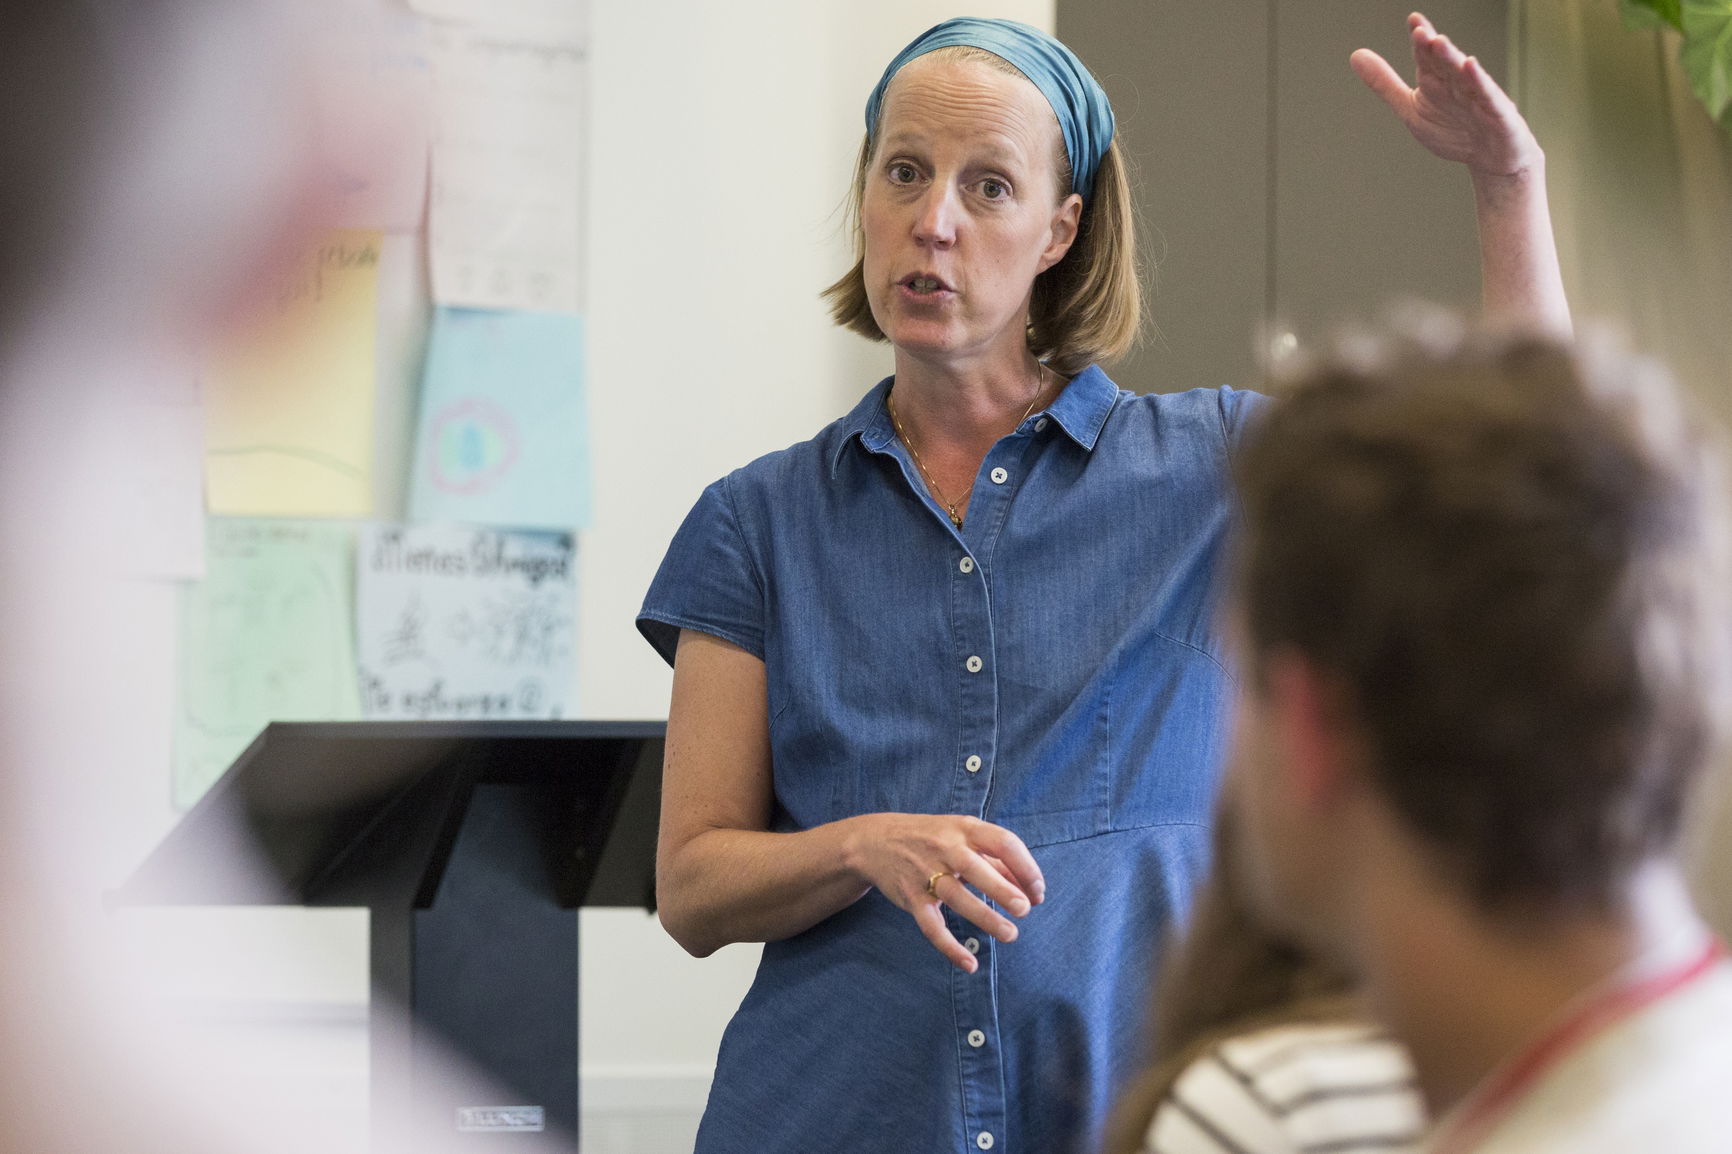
[408,307,591,530]
[424,22,586,313]
[357,523,576,720]
[204,231,381,517]
[172,519,361,809]
[408,0,588,38]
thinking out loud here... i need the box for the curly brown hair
[1234,323,1732,912]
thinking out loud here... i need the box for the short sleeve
[1217,385,1271,453]
[637,474,767,666]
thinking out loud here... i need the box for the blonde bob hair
[821,46,1142,377]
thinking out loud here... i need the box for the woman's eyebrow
[971,142,1024,169]
[877,131,930,154]
[878,133,1027,170]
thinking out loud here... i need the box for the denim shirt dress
[638,366,1266,1154]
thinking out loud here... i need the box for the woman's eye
[981,179,1008,200]
[890,163,918,184]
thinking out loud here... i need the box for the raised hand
[845,812,1045,973]
[1351,12,1540,177]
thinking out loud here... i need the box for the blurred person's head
[1225,321,1732,962]
[0,1,340,370]
[0,4,416,1153]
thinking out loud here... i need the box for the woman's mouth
[899,273,955,301]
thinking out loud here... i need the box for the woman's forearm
[1471,158,1571,336]
[657,817,876,957]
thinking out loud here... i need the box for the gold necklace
[887,363,1051,530]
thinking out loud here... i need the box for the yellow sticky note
[205,231,380,516]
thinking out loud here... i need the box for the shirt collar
[829,376,899,477]
[1042,364,1118,449]
[828,364,1119,478]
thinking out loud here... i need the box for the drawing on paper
[172,519,361,808]
[408,307,591,530]
[426,396,522,496]
[357,523,577,721]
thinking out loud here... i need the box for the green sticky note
[172,518,362,809]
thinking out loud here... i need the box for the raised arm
[657,629,1044,971]
[1353,12,1571,335]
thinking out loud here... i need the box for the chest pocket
[988,628,1232,848]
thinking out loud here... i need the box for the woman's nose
[912,183,958,249]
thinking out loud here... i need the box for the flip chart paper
[173,519,361,809]
[425,23,585,313]
[204,231,380,517]
[408,308,591,530]
[357,523,576,720]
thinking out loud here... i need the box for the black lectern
[116,720,665,1151]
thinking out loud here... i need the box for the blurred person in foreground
[0,3,539,1152]
[1107,806,1424,1154]
[1226,323,1732,1154]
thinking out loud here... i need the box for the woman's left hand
[1351,12,1540,177]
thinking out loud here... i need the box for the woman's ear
[1037,192,1083,273]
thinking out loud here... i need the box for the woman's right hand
[841,812,1046,973]
[661,630,1046,965]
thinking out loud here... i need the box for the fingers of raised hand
[1350,49,1413,119]
[1413,27,1470,98]
[1460,56,1520,122]
[1428,32,1469,72]
[1409,37,1533,172]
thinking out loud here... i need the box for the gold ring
[926,871,952,898]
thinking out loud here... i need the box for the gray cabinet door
[1058,1,1507,395]
[1273,0,1505,350]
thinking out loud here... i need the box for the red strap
[1430,936,1727,1154]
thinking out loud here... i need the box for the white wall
[109,1,1054,1147]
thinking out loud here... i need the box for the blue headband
[863,17,1115,201]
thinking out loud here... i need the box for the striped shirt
[1143,1021,1427,1154]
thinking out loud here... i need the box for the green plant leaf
[1681,0,1732,122]
[1621,0,1685,31]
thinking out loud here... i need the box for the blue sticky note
[409,308,591,530]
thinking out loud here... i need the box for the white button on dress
[965,755,982,773]
[990,467,1008,485]
[959,556,974,574]
[967,1029,986,1048]
[977,1132,995,1150]
[964,937,980,954]
[965,655,983,673]
[1035,417,1049,432]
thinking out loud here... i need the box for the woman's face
[862,54,1081,368]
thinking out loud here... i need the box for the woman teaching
[637,13,1567,1154]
